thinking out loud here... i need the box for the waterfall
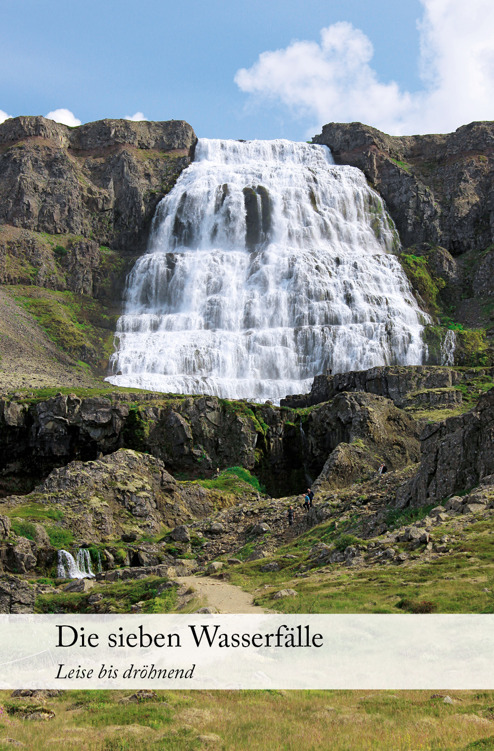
[440,329,456,365]
[107,138,428,402]
[57,549,95,579]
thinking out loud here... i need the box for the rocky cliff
[314,121,494,255]
[0,116,196,379]
[0,116,196,252]
[0,381,426,497]
[396,388,494,507]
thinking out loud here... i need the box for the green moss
[389,158,412,173]
[399,253,445,313]
[191,466,265,495]
[4,503,64,522]
[455,328,491,366]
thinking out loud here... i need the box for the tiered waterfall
[107,139,428,402]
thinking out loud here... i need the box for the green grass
[46,525,74,548]
[4,503,64,522]
[9,285,119,372]
[35,576,177,614]
[10,519,37,540]
[192,466,265,494]
[3,688,494,750]
[226,513,494,615]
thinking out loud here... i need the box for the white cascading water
[57,549,95,579]
[107,139,429,402]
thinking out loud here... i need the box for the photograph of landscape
[0,0,493,748]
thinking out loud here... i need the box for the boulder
[206,561,224,575]
[6,538,37,574]
[170,525,191,543]
[0,575,35,613]
[272,589,297,599]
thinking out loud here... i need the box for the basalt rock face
[305,392,420,489]
[313,121,494,255]
[397,388,494,507]
[0,392,301,496]
[0,116,196,252]
[282,365,494,410]
[0,389,419,497]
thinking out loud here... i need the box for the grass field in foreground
[2,690,494,750]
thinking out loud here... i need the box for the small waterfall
[96,549,103,573]
[440,329,456,365]
[57,549,95,579]
[107,138,429,402]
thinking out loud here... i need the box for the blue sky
[1,0,493,139]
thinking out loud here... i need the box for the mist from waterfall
[107,138,428,402]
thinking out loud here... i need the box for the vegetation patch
[192,466,265,495]
[10,285,119,372]
[399,253,445,313]
[35,576,177,614]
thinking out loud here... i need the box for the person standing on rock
[307,488,314,507]
[287,506,294,526]
[303,493,310,512]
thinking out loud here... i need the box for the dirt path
[177,575,272,614]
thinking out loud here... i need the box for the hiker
[307,488,314,507]
[287,506,294,526]
[303,493,310,512]
[378,463,388,476]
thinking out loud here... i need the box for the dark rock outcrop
[305,392,420,488]
[397,388,494,507]
[282,365,494,410]
[0,574,35,613]
[2,449,219,545]
[0,116,196,252]
[0,386,422,496]
[313,121,494,255]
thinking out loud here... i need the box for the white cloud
[0,110,11,124]
[45,108,82,127]
[124,112,148,121]
[234,0,494,135]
